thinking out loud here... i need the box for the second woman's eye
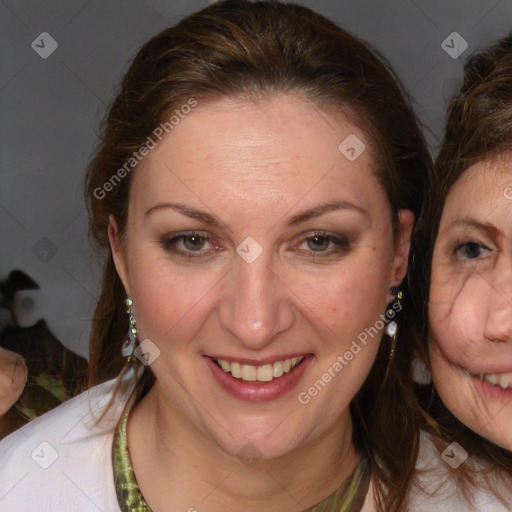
[454,241,492,261]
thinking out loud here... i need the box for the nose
[217,252,296,351]
[483,264,512,344]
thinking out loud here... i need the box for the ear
[387,209,414,301]
[107,215,131,297]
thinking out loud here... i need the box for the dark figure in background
[0,270,88,438]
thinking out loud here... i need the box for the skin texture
[430,154,512,451]
[109,94,413,511]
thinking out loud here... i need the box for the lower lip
[470,375,512,401]
[204,355,313,402]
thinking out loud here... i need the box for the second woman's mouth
[461,367,512,390]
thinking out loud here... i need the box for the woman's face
[430,154,512,450]
[110,94,412,459]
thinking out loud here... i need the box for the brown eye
[307,235,331,251]
[296,231,350,258]
[161,231,220,259]
[182,234,207,251]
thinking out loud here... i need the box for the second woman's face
[110,94,412,460]
[430,154,512,450]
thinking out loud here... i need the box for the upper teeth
[463,368,512,390]
[214,356,305,382]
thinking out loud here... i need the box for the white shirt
[408,431,512,511]
[1,376,510,511]
[0,377,129,512]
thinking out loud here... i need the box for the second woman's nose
[483,262,512,344]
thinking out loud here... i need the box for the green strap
[113,390,151,511]
[304,457,370,512]
[112,390,370,512]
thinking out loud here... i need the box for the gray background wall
[1,0,511,359]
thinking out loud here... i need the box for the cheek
[284,264,389,344]
[429,256,456,324]
[430,339,453,383]
[431,254,475,330]
[126,252,224,343]
[430,273,489,365]
[286,276,386,404]
[430,345,469,422]
[282,230,392,318]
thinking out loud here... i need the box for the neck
[127,382,361,512]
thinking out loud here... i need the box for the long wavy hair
[84,2,434,510]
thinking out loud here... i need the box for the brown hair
[84,2,433,510]
[420,32,512,500]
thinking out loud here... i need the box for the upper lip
[205,353,311,366]
[460,364,512,375]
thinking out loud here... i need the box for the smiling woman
[0,1,440,511]
[424,33,512,502]
[109,95,404,420]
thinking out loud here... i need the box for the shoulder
[407,430,512,511]
[0,374,135,511]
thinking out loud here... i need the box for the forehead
[130,94,385,219]
[442,154,512,221]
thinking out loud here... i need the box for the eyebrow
[446,218,500,238]
[144,203,231,231]
[144,199,368,229]
[286,200,368,226]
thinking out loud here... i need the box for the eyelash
[160,230,350,260]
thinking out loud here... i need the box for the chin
[226,436,306,463]
[478,418,512,452]
[208,416,314,463]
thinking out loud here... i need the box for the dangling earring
[385,287,402,362]
[122,298,137,362]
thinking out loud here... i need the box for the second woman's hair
[423,32,512,494]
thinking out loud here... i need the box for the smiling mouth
[461,367,512,390]
[212,356,306,383]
